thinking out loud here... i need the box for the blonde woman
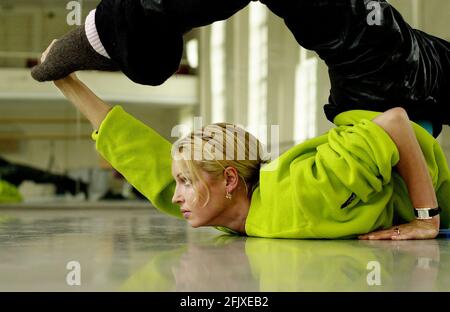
[39,39,449,240]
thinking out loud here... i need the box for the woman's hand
[359,217,440,240]
[39,39,78,85]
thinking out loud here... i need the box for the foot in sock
[31,25,119,82]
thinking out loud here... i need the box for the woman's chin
[187,218,202,228]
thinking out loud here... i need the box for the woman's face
[171,161,228,228]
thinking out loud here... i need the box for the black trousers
[96,0,450,136]
[95,0,251,85]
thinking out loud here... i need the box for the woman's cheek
[185,187,197,206]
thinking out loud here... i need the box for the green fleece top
[92,106,450,239]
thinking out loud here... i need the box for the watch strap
[414,207,441,219]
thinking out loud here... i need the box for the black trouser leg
[140,0,253,32]
[95,0,252,85]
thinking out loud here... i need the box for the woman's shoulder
[333,110,382,126]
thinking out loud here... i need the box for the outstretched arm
[359,107,440,240]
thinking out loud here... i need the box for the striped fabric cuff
[84,9,110,59]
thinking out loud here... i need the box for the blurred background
[0,0,449,204]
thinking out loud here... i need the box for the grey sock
[31,25,119,82]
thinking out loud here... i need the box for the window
[210,21,226,123]
[248,2,268,129]
[294,48,317,143]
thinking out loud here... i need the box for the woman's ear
[223,167,239,192]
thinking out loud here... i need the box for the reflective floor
[0,204,449,292]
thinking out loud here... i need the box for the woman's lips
[182,211,191,219]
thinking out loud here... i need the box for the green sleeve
[318,118,400,202]
[291,118,400,237]
[92,106,182,219]
[333,109,450,228]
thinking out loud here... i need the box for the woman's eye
[179,177,191,186]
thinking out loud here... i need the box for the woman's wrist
[416,214,440,229]
[54,74,79,90]
[53,74,111,129]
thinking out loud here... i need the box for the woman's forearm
[54,75,111,129]
[372,108,438,210]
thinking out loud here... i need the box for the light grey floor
[0,203,449,292]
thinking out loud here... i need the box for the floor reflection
[0,207,449,291]
[122,236,450,292]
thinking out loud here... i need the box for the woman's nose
[172,190,184,205]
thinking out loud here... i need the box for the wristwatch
[414,207,441,220]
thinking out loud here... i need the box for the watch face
[416,209,431,219]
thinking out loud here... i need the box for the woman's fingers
[359,220,439,240]
[358,227,402,240]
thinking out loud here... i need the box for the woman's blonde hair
[172,123,269,207]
